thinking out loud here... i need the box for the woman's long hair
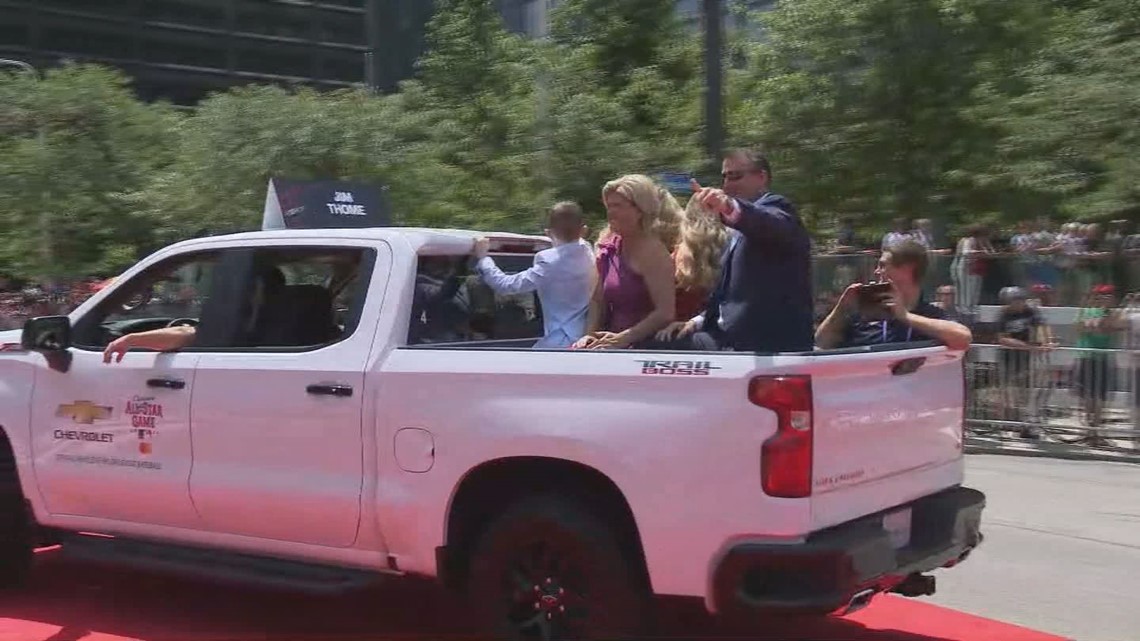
[674,197,729,292]
[597,174,683,250]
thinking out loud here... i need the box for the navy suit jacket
[702,192,814,352]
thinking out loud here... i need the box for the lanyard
[882,321,913,343]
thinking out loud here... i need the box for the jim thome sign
[328,191,367,217]
[262,178,391,230]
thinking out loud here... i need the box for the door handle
[306,383,353,398]
[890,357,927,376]
[146,377,186,390]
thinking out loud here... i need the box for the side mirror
[21,316,74,373]
[22,315,72,351]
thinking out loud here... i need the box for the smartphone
[856,282,892,306]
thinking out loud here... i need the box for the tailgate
[808,347,965,530]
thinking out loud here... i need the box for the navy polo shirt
[841,298,947,348]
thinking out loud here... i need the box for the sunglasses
[721,167,768,182]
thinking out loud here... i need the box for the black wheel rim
[500,537,591,641]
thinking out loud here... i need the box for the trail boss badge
[636,360,722,376]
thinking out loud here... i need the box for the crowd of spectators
[0,277,111,331]
[815,217,1140,319]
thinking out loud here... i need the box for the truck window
[227,247,374,350]
[71,246,375,352]
[71,251,222,349]
[408,254,544,345]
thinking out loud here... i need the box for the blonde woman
[574,174,680,350]
[673,196,729,319]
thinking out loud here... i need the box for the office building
[0,0,431,104]
[0,0,774,105]
[498,0,777,38]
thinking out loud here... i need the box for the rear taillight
[750,375,813,498]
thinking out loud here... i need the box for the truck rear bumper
[709,485,985,617]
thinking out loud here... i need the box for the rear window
[408,254,544,345]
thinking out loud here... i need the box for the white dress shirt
[474,239,596,348]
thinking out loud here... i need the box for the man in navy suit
[656,149,814,352]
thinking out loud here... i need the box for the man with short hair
[655,148,814,352]
[815,240,972,350]
[471,201,595,348]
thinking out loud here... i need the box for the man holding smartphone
[815,240,972,350]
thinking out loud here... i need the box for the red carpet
[846,596,1069,641]
[0,548,1067,641]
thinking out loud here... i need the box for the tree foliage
[141,85,396,240]
[551,0,687,89]
[977,0,1140,220]
[0,0,1136,280]
[726,0,1055,232]
[0,64,178,280]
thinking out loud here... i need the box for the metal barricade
[965,344,1139,450]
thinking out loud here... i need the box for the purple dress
[596,236,654,335]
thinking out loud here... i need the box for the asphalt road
[928,454,1140,641]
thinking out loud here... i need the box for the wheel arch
[438,456,650,592]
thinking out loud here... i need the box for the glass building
[497,0,777,38]
[0,0,774,104]
[0,0,432,103]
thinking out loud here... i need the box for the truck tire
[0,451,32,590]
[467,494,651,641]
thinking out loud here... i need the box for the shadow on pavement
[0,551,964,641]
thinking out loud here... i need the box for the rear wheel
[467,495,651,640]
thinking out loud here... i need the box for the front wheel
[467,495,651,640]
[0,492,33,590]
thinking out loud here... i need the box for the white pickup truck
[0,226,984,639]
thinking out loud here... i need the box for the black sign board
[262,178,391,230]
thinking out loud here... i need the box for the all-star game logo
[636,360,722,376]
[125,396,164,455]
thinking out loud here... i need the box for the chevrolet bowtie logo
[56,401,113,425]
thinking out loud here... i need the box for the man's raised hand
[472,237,491,259]
[689,179,736,221]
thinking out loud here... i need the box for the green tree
[0,64,178,281]
[140,85,401,239]
[390,0,549,230]
[726,0,1051,233]
[978,0,1140,221]
[541,0,704,219]
[534,43,703,222]
[551,0,687,89]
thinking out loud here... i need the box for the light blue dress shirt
[474,239,596,348]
